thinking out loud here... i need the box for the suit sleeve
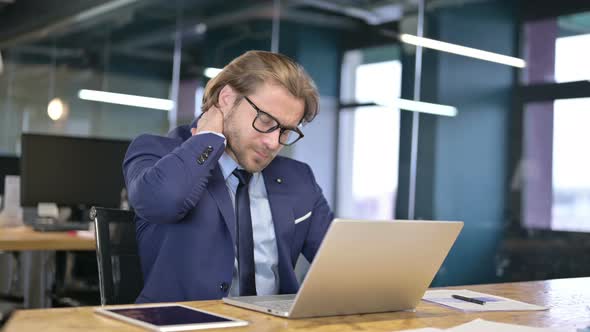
[301,164,334,262]
[123,132,225,224]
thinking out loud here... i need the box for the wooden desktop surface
[0,226,95,251]
[4,277,589,331]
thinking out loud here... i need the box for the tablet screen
[107,305,233,326]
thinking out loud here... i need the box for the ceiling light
[399,33,526,68]
[78,89,174,111]
[194,23,207,35]
[204,67,222,79]
[47,98,68,121]
[379,98,458,117]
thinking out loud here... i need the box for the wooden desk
[4,278,589,331]
[0,226,95,251]
[0,226,95,308]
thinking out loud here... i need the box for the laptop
[223,219,463,318]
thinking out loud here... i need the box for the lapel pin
[276,178,282,184]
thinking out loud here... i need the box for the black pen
[452,294,486,305]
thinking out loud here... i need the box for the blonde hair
[201,50,319,124]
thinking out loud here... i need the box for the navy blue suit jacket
[123,124,333,303]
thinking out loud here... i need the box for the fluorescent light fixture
[78,89,174,111]
[399,33,526,68]
[204,67,222,79]
[379,98,458,117]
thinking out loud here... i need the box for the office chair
[91,207,143,305]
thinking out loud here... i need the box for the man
[124,50,333,303]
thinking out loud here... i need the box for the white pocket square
[294,211,312,224]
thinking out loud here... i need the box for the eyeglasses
[243,96,304,146]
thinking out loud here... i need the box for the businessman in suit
[124,50,334,303]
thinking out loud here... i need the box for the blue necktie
[232,169,257,296]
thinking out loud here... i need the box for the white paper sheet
[447,318,560,332]
[396,319,563,332]
[422,289,548,312]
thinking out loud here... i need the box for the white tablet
[95,303,248,331]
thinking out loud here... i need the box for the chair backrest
[91,206,143,305]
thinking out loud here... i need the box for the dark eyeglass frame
[243,96,304,146]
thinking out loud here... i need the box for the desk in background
[4,278,589,331]
[0,226,95,308]
[0,226,95,251]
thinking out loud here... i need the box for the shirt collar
[218,152,239,181]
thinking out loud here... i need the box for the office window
[522,30,590,232]
[552,98,590,232]
[523,11,590,84]
[523,98,590,233]
[0,41,172,155]
[555,33,590,83]
[520,10,590,233]
[337,48,401,219]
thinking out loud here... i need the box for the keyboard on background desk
[32,218,90,232]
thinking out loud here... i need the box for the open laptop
[223,219,463,318]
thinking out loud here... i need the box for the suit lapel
[266,189,295,256]
[207,165,237,245]
[263,166,297,292]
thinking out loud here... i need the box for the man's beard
[225,135,272,173]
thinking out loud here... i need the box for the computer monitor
[0,154,19,195]
[20,133,130,209]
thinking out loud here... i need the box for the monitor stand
[0,175,24,228]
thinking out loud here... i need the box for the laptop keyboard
[258,299,294,312]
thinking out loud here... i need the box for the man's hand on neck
[192,106,224,136]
